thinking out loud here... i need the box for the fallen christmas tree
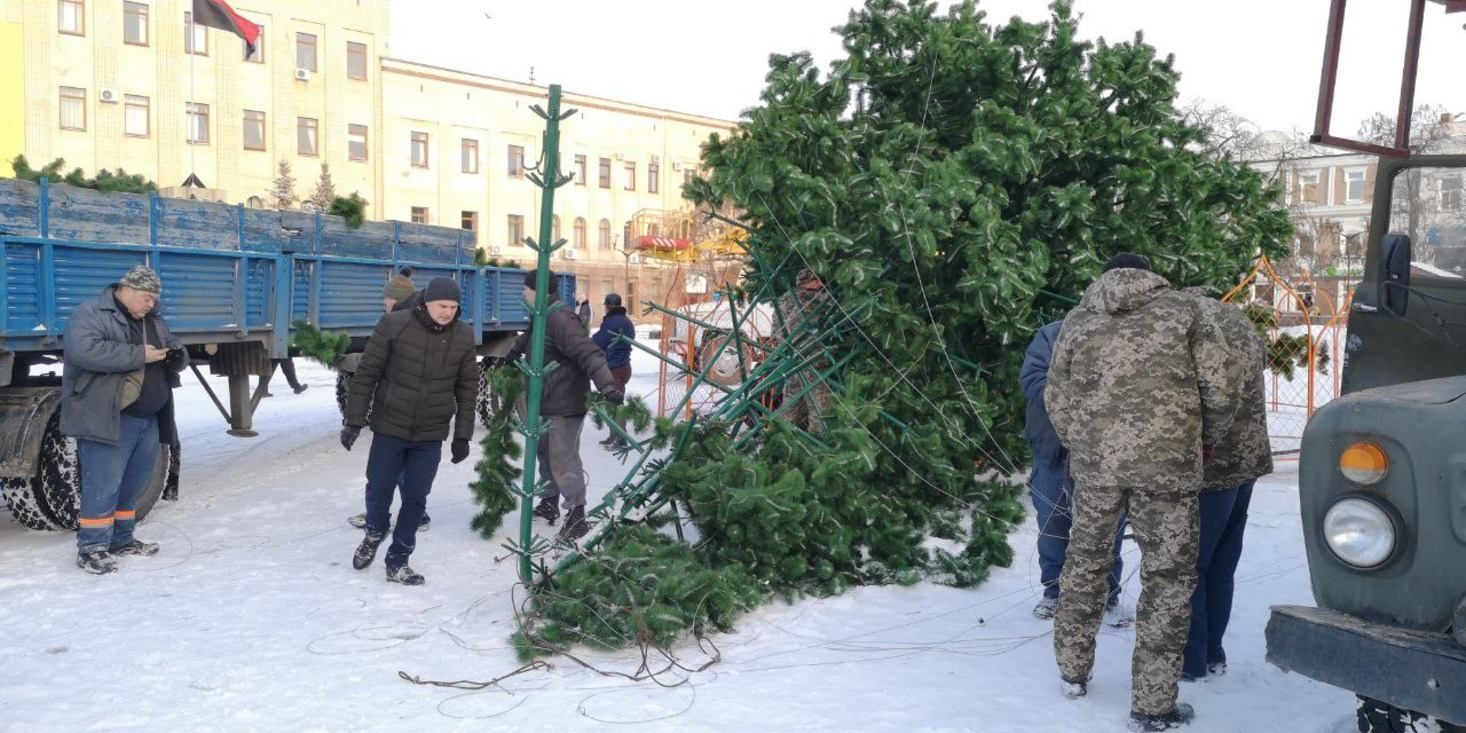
[487,0,1292,660]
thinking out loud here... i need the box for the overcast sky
[388,0,1465,135]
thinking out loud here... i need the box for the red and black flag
[191,0,261,56]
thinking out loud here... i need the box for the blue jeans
[1031,458,1124,602]
[363,433,441,567]
[1183,480,1256,677]
[77,414,160,553]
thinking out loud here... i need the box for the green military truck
[1264,152,1466,732]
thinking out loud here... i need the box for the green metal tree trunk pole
[516,85,574,584]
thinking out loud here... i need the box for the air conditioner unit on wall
[650,155,660,164]
[563,248,578,260]
[489,246,503,256]
[98,89,119,104]
[671,161,683,171]
[628,253,642,265]
[614,152,625,161]
[294,68,312,82]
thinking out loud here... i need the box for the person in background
[341,277,477,585]
[1181,290,1273,682]
[577,298,593,331]
[592,292,636,450]
[61,265,188,574]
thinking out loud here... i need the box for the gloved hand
[340,425,361,451]
[1202,444,1215,465]
[451,439,471,464]
[164,348,187,372]
[603,388,625,406]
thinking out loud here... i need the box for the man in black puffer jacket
[507,270,624,540]
[341,277,477,585]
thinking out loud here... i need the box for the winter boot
[1104,599,1136,628]
[532,497,559,525]
[419,513,431,531]
[1129,703,1195,732]
[76,551,117,575]
[598,436,617,447]
[1061,677,1088,699]
[352,530,386,570]
[386,563,425,586]
[110,539,160,557]
[558,506,589,541]
[348,513,368,529]
[1033,596,1059,620]
[1207,662,1227,677]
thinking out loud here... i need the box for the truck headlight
[1323,497,1397,569]
[1339,442,1389,485]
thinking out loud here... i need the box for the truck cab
[1265,154,1466,730]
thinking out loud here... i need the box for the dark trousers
[363,433,441,567]
[609,365,631,434]
[1183,480,1256,677]
[1031,458,1124,602]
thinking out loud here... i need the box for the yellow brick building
[0,0,736,309]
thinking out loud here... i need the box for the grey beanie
[423,277,461,303]
[119,265,162,294]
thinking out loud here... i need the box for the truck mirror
[1377,234,1411,318]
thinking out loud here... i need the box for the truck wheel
[476,358,503,429]
[2,477,58,530]
[336,371,352,417]
[1357,696,1465,733]
[699,335,749,386]
[31,413,171,531]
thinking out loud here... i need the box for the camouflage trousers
[1053,482,1199,716]
[781,367,830,434]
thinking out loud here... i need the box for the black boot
[110,539,160,557]
[76,550,117,575]
[558,506,589,541]
[532,498,559,525]
[386,562,425,585]
[352,530,386,570]
[1129,703,1195,732]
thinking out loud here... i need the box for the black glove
[164,348,187,372]
[451,439,470,464]
[340,425,361,451]
[603,388,625,406]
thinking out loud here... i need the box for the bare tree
[1357,105,1465,259]
[1180,99,1263,160]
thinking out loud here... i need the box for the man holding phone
[61,265,188,574]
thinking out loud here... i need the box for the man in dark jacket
[341,277,477,585]
[508,271,624,540]
[1020,321,1129,624]
[592,292,636,449]
[62,265,187,574]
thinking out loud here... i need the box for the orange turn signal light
[1340,442,1389,486]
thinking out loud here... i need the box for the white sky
[388,0,1465,135]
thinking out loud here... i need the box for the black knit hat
[1103,252,1152,273]
[423,277,461,303]
[523,270,557,291]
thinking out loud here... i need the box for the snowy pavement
[0,353,1357,732]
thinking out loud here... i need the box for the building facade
[0,0,737,316]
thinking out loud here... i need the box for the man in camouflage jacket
[1045,253,1236,730]
[774,270,837,433]
[1181,291,1273,681]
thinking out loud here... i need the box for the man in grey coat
[61,265,187,574]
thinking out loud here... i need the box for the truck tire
[476,357,504,429]
[18,412,172,531]
[2,477,57,530]
[336,371,352,416]
[699,335,750,387]
[1357,696,1465,733]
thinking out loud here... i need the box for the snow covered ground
[0,349,1357,732]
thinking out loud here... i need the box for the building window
[1345,169,1366,203]
[296,32,316,72]
[624,162,637,191]
[297,117,318,156]
[184,11,207,56]
[411,207,429,224]
[346,41,367,80]
[461,139,479,174]
[124,95,149,138]
[348,124,369,161]
[508,214,525,247]
[246,24,264,62]
[1300,172,1320,203]
[598,157,611,188]
[58,86,86,131]
[243,110,266,151]
[123,2,148,46]
[186,102,210,144]
[58,0,84,36]
[411,131,429,168]
[648,162,659,194]
[574,154,587,186]
[1443,175,1463,212]
[552,215,562,244]
[598,219,611,250]
[574,217,587,249]
[508,144,525,177]
[462,211,478,234]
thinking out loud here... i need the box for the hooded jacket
[343,302,477,443]
[591,306,636,370]
[1187,293,1273,490]
[506,294,618,417]
[1045,269,1235,491]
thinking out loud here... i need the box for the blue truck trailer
[0,178,572,531]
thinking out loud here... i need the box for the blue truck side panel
[0,179,572,359]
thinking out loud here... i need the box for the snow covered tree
[309,163,337,211]
[270,160,297,210]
